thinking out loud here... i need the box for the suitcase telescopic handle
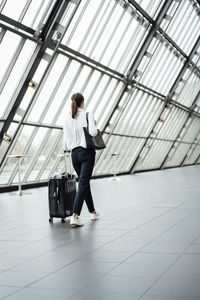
[64,152,72,178]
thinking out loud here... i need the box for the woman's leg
[79,153,95,213]
[72,148,95,215]
[71,148,83,216]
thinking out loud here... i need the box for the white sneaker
[70,216,84,227]
[90,212,100,220]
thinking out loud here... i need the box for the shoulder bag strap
[86,112,89,132]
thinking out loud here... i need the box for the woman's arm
[88,112,98,137]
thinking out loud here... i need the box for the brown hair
[71,93,84,119]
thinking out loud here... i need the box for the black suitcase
[48,154,76,223]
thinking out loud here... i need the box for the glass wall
[0,0,200,188]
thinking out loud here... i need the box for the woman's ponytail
[71,99,77,119]
[71,93,84,119]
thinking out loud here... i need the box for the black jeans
[72,147,95,215]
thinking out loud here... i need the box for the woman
[63,92,100,227]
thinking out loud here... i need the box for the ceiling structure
[0,0,200,189]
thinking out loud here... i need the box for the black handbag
[83,112,106,150]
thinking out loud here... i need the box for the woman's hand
[94,120,97,126]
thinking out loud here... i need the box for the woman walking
[63,93,100,227]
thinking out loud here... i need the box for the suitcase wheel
[61,218,65,223]
[49,217,53,223]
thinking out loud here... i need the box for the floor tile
[0,287,21,299]
[184,244,200,254]
[163,263,200,280]
[70,288,140,300]
[0,166,200,299]
[141,242,188,254]
[90,275,156,295]
[10,258,70,273]
[141,296,198,300]
[107,262,169,278]
[29,272,100,291]
[56,261,118,275]
[146,278,200,298]
[0,271,49,288]
[2,287,75,300]
[80,250,134,262]
[176,254,200,266]
[126,252,179,265]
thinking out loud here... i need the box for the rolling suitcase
[48,153,76,223]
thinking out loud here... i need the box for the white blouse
[63,109,98,151]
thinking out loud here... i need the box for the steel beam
[127,0,153,23]
[0,22,40,42]
[103,131,199,146]
[58,45,124,80]
[0,13,35,35]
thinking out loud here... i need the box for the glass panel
[0,0,58,30]
[0,31,21,84]
[183,143,200,166]
[94,134,145,175]
[27,52,125,130]
[161,0,200,54]
[134,140,173,171]
[32,57,49,83]
[1,0,28,21]
[182,117,200,143]
[24,0,57,29]
[160,1,181,32]
[132,0,165,18]
[114,89,165,137]
[0,156,18,186]
[15,86,35,116]
[0,31,21,117]
[17,127,49,183]
[0,122,18,164]
[0,124,34,185]
[40,137,63,181]
[27,55,72,123]
[85,77,124,130]
[156,107,188,140]
[136,35,184,95]
[105,90,132,133]
[26,128,61,182]
[0,34,37,118]
[61,0,150,73]
[192,44,200,68]
[173,68,200,107]
[164,142,191,168]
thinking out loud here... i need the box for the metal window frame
[0,13,35,35]
[1,0,200,188]
[130,31,200,173]
[0,0,80,163]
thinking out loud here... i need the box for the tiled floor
[0,165,200,300]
